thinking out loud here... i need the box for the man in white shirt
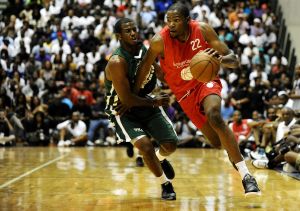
[276,107,297,143]
[57,111,87,146]
[278,91,294,109]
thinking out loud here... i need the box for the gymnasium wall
[278,0,300,65]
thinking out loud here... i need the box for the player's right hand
[203,48,222,61]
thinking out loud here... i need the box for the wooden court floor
[0,147,299,211]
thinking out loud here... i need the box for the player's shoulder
[198,21,211,33]
[197,21,216,40]
[109,54,125,64]
[107,54,126,71]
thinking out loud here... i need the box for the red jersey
[159,20,210,98]
[229,119,252,142]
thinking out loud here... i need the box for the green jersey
[105,44,157,116]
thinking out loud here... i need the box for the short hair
[167,2,190,19]
[114,18,133,34]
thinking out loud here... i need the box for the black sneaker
[161,181,176,200]
[136,157,144,167]
[161,159,175,179]
[242,174,261,196]
[126,144,134,158]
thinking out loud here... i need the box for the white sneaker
[95,139,104,145]
[64,140,72,146]
[252,160,268,169]
[283,163,298,173]
[106,137,116,145]
[250,150,267,160]
[57,140,65,147]
[86,140,95,146]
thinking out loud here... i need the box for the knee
[161,142,177,153]
[134,139,155,155]
[206,107,225,128]
[284,151,295,163]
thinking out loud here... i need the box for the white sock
[235,160,250,179]
[158,173,169,184]
[156,149,166,162]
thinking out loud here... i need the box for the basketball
[189,51,220,82]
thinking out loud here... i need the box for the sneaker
[242,174,261,196]
[161,159,175,179]
[64,140,72,147]
[252,159,269,169]
[250,150,267,160]
[283,163,298,173]
[86,140,95,146]
[126,144,134,158]
[0,141,6,146]
[57,140,65,147]
[106,136,116,145]
[95,139,104,146]
[136,157,144,167]
[161,181,176,200]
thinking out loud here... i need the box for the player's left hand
[116,102,130,116]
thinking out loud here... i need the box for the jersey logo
[206,82,214,88]
[134,49,143,59]
[190,39,202,51]
[181,67,193,80]
[134,128,143,132]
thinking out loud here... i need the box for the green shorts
[109,106,178,144]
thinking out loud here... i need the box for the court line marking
[0,153,68,189]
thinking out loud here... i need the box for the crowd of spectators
[0,0,299,172]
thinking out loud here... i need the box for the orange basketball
[190,51,220,82]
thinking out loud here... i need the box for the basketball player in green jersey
[104,18,178,200]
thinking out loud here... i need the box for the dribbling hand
[203,48,222,62]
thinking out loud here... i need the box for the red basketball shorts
[177,79,222,129]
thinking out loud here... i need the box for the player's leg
[198,122,221,149]
[202,95,243,162]
[146,107,178,156]
[133,136,175,200]
[202,94,261,196]
[133,136,163,176]
[200,121,237,170]
[145,107,178,180]
[112,115,176,200]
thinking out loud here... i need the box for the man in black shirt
[0,110,15,146]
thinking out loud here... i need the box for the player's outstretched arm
[134,34,164,93]
[200,22,239,69]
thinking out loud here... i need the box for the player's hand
[116,102,130,116]
[153,93,170,107]
[203,48,222,61]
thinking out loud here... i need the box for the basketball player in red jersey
[134,3,261,196]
